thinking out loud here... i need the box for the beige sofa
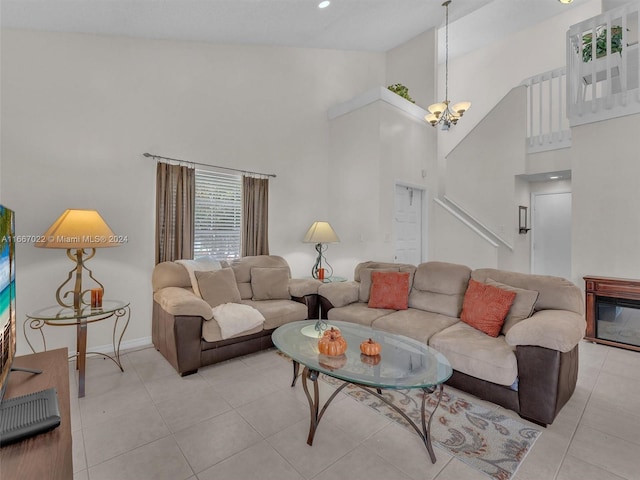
[152,255,319,375]
[318,261,585,426]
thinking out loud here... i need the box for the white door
[394,185,422,264]
[532,192,572,279]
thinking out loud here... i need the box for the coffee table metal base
[299,364,444,464]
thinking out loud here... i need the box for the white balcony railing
[567,2,640,126]
[521,67,571,154]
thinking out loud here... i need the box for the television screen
[0,205,16,401]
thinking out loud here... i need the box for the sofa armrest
[153,287,213,320]
[289,278,321,297]
[505,310,586,352]
[318,281,359,308]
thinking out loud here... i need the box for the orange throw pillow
[368,271,410,310]
[460,279,517,337]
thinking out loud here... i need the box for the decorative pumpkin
[360,353,381,366]
[318,330,347,356]
[322,327,342,338]
[319,354,347,371]
[360,338,381,356]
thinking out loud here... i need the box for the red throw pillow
[460,279,517,337]
[368,271,410,310]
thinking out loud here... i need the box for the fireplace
[584,276,640,352]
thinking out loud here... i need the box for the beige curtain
[155,163,195,264]
[242,176,269,256]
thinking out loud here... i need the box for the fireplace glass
[596,298,640,348]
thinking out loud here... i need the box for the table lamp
[35,209,120,311]
[303,221,340,280]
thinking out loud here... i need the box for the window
[194,169,242,260]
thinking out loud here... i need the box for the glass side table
[24,300,130,397]
[307,276,347,283]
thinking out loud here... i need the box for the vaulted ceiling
[1,0,587,57]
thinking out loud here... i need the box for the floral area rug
[321,374,541,480]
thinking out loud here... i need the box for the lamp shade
[303,221,340,244]
[427,102,447,116]
[35,209,120,249]
[451,101,471,115]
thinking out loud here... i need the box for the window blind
[194,169,242,260]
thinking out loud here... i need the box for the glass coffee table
[272,320,452,463]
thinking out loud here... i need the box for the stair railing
[567,2,640,126]
[521,67,571,154]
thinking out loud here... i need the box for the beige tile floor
[69,340,640,480]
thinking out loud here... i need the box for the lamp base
[55,248,105,310]
[301,322,340,338]
[311,243,333,280]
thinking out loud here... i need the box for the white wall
[440,87,527,269]
[432,202,498,269]
[572,113,640,287]
[327,96,434,278]
[385,29,437,110]
[0,29,385,354]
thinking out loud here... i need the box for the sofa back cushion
[460,279,517,337]
[151,258,231,293]
[251,267,291,300]
[471,269,584,315]
[354,261,416,302]
[231,255,291,300]
[485,278,539,334]
[196,268,242,308]
[409,262,471,317]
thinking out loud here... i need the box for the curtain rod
[143,152,277,178]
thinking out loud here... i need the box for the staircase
[436,3,640,271]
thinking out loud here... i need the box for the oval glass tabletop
[272,320,452,390]
[27,300,130,321]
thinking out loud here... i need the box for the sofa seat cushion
[202,319,264,343]
[327,303,394,326]
[241,299,308,329]
[371,309,458,344]
[429,322,518,387]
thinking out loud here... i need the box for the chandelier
[426,0,471,130]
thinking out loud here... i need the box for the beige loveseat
[318,261,585,426]
[152,255,319,375]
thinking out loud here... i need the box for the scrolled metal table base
[300,365,444,463]
[23,305,130,397]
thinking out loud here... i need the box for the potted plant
[387,83,415,103]
[581,25,626,62]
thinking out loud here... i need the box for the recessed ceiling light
[318,1,331,9]
[558,0,573,4]
[550,176,560,180]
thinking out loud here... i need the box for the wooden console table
[0,348,73,479]
[584,275,640,352]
